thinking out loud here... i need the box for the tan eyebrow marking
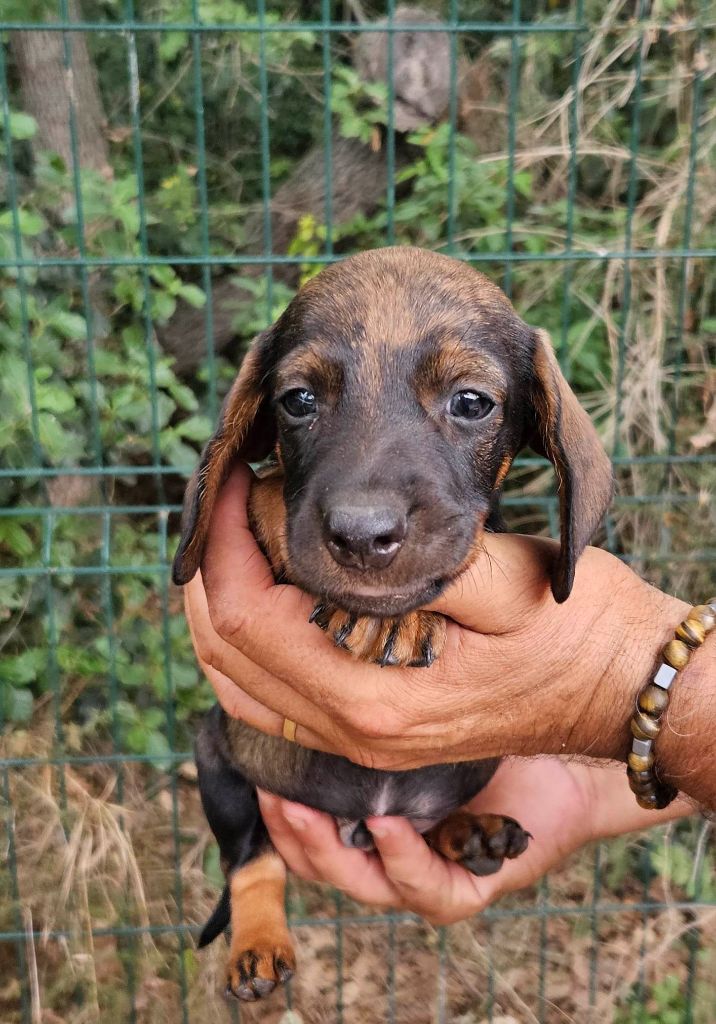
[415,336,508,403]
[275,345,343,399]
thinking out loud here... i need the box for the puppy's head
[173,247,613,613]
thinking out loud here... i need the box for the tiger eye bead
[691,605,716,633]
[675,618,705,648]
[628,750,655,772]
[638,684,670,717]
[635,790,662,810]
[641,785,677,810]
[662,638,690,670]
[631,711,661,741]
[625,601,711,814]
[628,775,654,794]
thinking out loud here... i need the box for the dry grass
[2,725,714,1024]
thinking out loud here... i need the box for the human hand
[184,463,689,770]
[256,759,691,925]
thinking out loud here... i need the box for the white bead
[632,738,652,757]
[653,663,678,690]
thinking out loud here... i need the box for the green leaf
[167,381,199,412]
[1,649,45,685]
[0,209,46,237]
[37,382,76,414]
[172,662,200,691]
[9,111,38,140]
[161,435,199,469]
[146,731,172,770]
[38,412,81,461]
[50,310,87,340]
[151,289,177,323]
[0,521,36,559]
[9,687,34,722]
[176,414,211,442]
[514,170,533,198]
[178,283,206,309]
[203,844,224,888]
[159,30,188,62]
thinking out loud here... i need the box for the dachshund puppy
[173,247,613,1001]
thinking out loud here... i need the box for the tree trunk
[10,1,109,508]
[10,0,109,175]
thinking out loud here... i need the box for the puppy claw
[409,636,434,668]
[311,605,446,668]
[309,603,326,624]
[378,625,400,667]
[275,958,294,983]
[334,613,357,646]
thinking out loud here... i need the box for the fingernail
[368,822,389,839]
[282,801,311,831]
[284,813,308,832]
[257,790,276,811]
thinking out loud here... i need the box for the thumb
[424,533,557,634]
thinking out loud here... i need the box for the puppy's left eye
[448,390,495,420]
[281,388,317,418]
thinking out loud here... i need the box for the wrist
[566,564,690,763]
[655,627,716,809]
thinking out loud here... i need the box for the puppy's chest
[222,717,498,828]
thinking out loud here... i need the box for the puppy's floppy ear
[172,328,276,586]
[528,328,614,603]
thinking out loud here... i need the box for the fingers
[184,570,340,755]
[257,792,326,882]
[366,817,492,925]
[260,792,501,927]
[185,563,430,768]
[184,573,282,732]
[197,464,498,758]
[258,792,400,906]
[202,463,316,634]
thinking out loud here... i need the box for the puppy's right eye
[281,388,317,418]
[447,390,495,421]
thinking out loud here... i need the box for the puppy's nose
[323,504,407,570]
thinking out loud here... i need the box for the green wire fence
[1,1,714,1021]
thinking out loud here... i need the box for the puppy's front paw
[311,603,446,667]
[427,811,531,877]
[226,939,295,1002]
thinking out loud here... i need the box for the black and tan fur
[173,247,613,1001]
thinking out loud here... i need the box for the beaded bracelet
[627,597,716,810]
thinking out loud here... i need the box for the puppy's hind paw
[427,811,531,877]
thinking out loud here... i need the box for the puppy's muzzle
[322,499,407,571]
